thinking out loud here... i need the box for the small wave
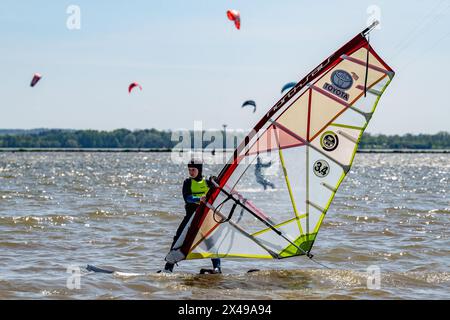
[85,209,178,221]
[337,214,385,223]
[384,207,430,215]
[0,215,76,227]
[0,174,17,179]
[124,191,145,198]
[0,241,42,249]
[428,208,450,214]
[381,228,397,236]
[321,220,346,227]
[404,271,450,285]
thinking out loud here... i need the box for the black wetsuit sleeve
[182,178,191,203]
[262,162,272,168]
[206,176,215,189]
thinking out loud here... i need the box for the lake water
[0,152,448,299]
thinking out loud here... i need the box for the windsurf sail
[166,22,395,264]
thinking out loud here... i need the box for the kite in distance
[128,82,142,94]
[30,73,42,87]
[281,82,296,94]
[242,100,256,113]
[227,10,241,30]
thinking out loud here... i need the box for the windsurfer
[159,159,222,274]
[255,156,275,190]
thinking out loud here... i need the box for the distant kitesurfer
[159,159,221,274]
[255,156,275,190]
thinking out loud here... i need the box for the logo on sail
[320,131,339,152]
[322,69,353,101]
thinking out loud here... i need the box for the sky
[0,0,449,134]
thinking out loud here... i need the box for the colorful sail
[166,22,395,264]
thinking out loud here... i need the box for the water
[0,152,448,299]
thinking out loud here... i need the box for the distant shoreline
[1,130,448,150]
[0,148,448,154]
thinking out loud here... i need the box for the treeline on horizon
[0,129,448,150]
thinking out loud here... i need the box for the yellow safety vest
[190,178,209,197]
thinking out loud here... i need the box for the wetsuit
[163,175,221,272]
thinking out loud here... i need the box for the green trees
[359,132,449,149]
[0,129,175,149]
[0,130,448,149]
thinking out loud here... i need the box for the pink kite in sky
[128,82,142,94]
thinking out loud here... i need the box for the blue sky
[0,0,449,134]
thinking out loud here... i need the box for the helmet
[187,158,203,171]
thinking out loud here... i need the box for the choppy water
[0,152,448,300]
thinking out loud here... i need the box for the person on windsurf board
[158,159,222,274]
[255,156,275,190]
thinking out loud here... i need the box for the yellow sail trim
[251,214,307,237]
[187,252,273,260]
[279,233,317,257]
[330,123,364,131]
